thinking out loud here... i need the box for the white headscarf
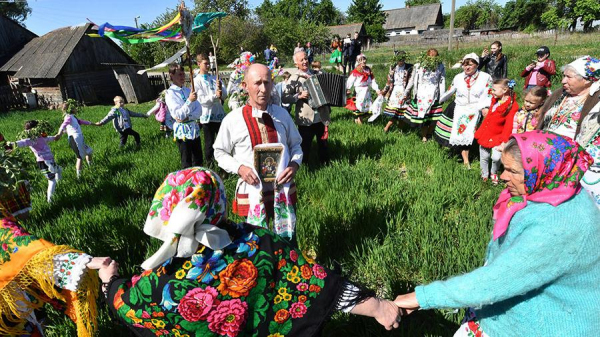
[141,168,232,270]
[568,56,600,96]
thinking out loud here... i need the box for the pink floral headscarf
[492,131,593,240]
[141,167,231,270]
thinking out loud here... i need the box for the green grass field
[1,34,598,336]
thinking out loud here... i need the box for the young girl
[9,120,62,202]
[346,54,382,125]
[474,79,519,184]
[511,86,548,134]
[146,90,173,138]
[57,99,94,178]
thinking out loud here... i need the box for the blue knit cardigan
[416,191,600,336]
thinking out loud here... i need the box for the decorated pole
[179,1,195,91]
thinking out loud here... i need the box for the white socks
[47,179,56,203]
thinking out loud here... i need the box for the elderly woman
[99,167,402,336]
[537,56,600,208]
[393,131,600,336]
[0,202,108,336]
[434,53,493,168]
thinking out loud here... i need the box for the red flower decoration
[207,299,248,337]
[178,286,219,322]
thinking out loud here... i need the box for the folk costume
[213,104,303,239]
[194,73,228,164]
[539,56,600,208]
[226,52,255,111]
[0,204,99,337]
[282,69,331,165]
[434,63,493,147]
[474,91,519,181]
[346,65,380,117]
[512,107,541,134]
[105,168,372,337]
[416,131,600,337]
[402,57,446,126]
[166,84,203,169]
[382,61,413,120]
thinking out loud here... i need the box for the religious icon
[254,144,283,183]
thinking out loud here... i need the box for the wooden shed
[0,23,153,105]
[328,23,369,47]
[0,15,37,85]
[383,4,444,37]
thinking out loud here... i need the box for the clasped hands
[353,292,419,331]
[238,162,299,186]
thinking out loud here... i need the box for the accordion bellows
[303,73,347,109]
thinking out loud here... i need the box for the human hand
[216,90,222,99]
[87,257,112,269]
[346,89,351,96]
[98,260,119,283]
[298,90,309,100]
[238,165,259,186]
[94,122,101,126]
[374,299,403,331]
[54,133,62,141]
[393,292,420,315]
[277,162,299,185]
[482,48,489,57]
[481,108,489,117]
[189,92,198,102]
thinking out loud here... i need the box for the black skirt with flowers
[106,222,362,337]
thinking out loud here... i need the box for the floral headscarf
[141,167,231,270]
[492,131,593,240]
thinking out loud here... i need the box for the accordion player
[301,73,347,109]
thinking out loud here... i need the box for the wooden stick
[186,44,195,92]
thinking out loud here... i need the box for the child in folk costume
[146,90,174,138]
[96,96,148,147]
[402,49,446,141]
[7,120,62,202]
[56,99,94,179]
[382,51,413,132]
[346,54,382,125]
[511,86,548,134]
[474,79,520,184]
[329,36,343,73]
[435,53,493,169]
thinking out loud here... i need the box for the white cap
[462,53,480,65]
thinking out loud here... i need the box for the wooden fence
[0,86,26,112]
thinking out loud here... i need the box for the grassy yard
[0,34,598,336]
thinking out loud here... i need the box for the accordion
[302,73,346,109]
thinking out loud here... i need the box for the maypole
[179,1,195,91]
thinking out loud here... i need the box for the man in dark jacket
[350,31,362,71]
[342,34,353,75]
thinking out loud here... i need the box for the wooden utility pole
[448,0,456,51]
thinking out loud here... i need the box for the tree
[572,0,600,31]
[313,0,344,26]
[405,0,440,7]
[454,0,502,30]
[347,0,387,42]
[0,0,32,25]
[499,0,549,30]
[194,0,250,19]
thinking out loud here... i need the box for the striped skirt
[434,101,455,147]
[403,98,443,127]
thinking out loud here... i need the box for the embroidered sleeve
[53,252,92,292]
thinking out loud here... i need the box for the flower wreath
[63,98,82,115]
[16,120,54,141]
[418,53,441,71]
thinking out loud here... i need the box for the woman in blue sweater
[394,130,600,336]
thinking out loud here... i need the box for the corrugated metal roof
[383,4,443,31]
[0,24,89,78]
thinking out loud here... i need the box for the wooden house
[0,23,152,105]
[383,4,444,37]
[0,15,37,85]
[327,23,370,48]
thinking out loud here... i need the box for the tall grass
[0,35,598,336]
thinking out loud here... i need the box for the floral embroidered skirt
[107,222,345,337]
[453,308,489,337]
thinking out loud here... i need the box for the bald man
[213,64,303,239]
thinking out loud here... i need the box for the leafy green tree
[0,0,32,25]
[499,0,549,30]
[347,0,387,42]
[313,0,344,26]
[405,0,440,7]
[194,0,250,19]
[454,0,502,30]
[572,0,600,31]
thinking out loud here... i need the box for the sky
[23,0,509,36]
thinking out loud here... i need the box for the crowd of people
[1,37,599,336]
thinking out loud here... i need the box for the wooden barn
[327,23,370,48]
[0,23,153,106]
[383,4,444,37]
[0,15,37,82]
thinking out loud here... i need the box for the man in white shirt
[194,53,227,165]
[213,64,302,236]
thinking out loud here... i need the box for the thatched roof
[327,23,367,38]
[383,4,443,31]
[0,15,37,67]
[0,23,136,79]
